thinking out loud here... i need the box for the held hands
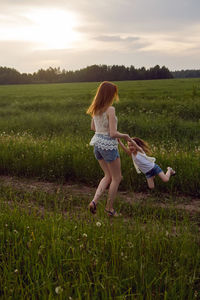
[123,134,132,142]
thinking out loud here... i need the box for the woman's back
[93,112,109,134]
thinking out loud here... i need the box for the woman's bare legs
[106,157,122,213]
[89,159,111,212]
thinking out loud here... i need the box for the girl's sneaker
[168,167,176,176]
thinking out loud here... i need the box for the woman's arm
[118,139,131,156]
[91,118,95,131]
[107,107,131,141]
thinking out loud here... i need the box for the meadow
[0,182,200,299]
[0,78,199,195]
[0,79,200,299]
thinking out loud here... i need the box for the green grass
[0,79,200,299]
[0,79,199,196]
[0,184,200,299]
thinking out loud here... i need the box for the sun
[24,9,80,49]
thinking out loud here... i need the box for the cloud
[93,35,140,43]
[0,0,200,72]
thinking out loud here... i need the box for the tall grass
[0,79,199,195]
[0,186,200,299]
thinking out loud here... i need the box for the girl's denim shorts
[145,164,163,178]
[94,145,120,163]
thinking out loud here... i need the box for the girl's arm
[91,118,95,131]
[107,106,132,142]
[118,139,131,156]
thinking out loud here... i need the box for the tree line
[171,69,200,78]
[0,64,174,85]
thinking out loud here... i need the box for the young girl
[118,137,176,189]
[86,81,138,216]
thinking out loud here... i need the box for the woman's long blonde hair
[87,81,119,116]
[132,137,152,155]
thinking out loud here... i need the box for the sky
[0,0,200,73]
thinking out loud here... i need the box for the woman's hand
[123,134,131,141]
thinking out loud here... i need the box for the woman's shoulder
[106,106,115,115]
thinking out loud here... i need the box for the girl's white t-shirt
[131,152,155,174]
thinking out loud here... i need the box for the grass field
[0,78,199,196]
[0,79,200,299]
[0,179,200,299]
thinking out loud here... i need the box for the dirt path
[0,175,200,213]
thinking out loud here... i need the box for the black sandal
[105,209,118,217]
[89,200,97,214]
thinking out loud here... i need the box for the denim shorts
[94,146,120,163]
[145,164,163,178]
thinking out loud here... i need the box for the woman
[87,81,137,216]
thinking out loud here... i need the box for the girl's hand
[123,134,131,142]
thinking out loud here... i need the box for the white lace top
[93,112,109,134]
[89,111,118,150]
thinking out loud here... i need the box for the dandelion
[83,233,87,238]
[55,286,63,294]
[96,222,101,227]
[128,242,133,248]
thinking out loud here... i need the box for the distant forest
[171,69,200,78]
[0,64,200,85]
[0,64,172,84]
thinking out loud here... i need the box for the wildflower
[14,269,18,273]
[55,286,63,294]
[83,233,87,238]
[13,230,18,234]
[5,224,8,227]
[80,244,84,249]
[96,222,101,227]
[128,242,133,248]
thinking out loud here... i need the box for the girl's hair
[87,81,119,116]
[132,137,151,155]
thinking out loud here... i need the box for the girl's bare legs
[147,167,175,189]
[106,157,122,212]
[147,176,155,189]
[89,159,111,210]
[158,167,175,182]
